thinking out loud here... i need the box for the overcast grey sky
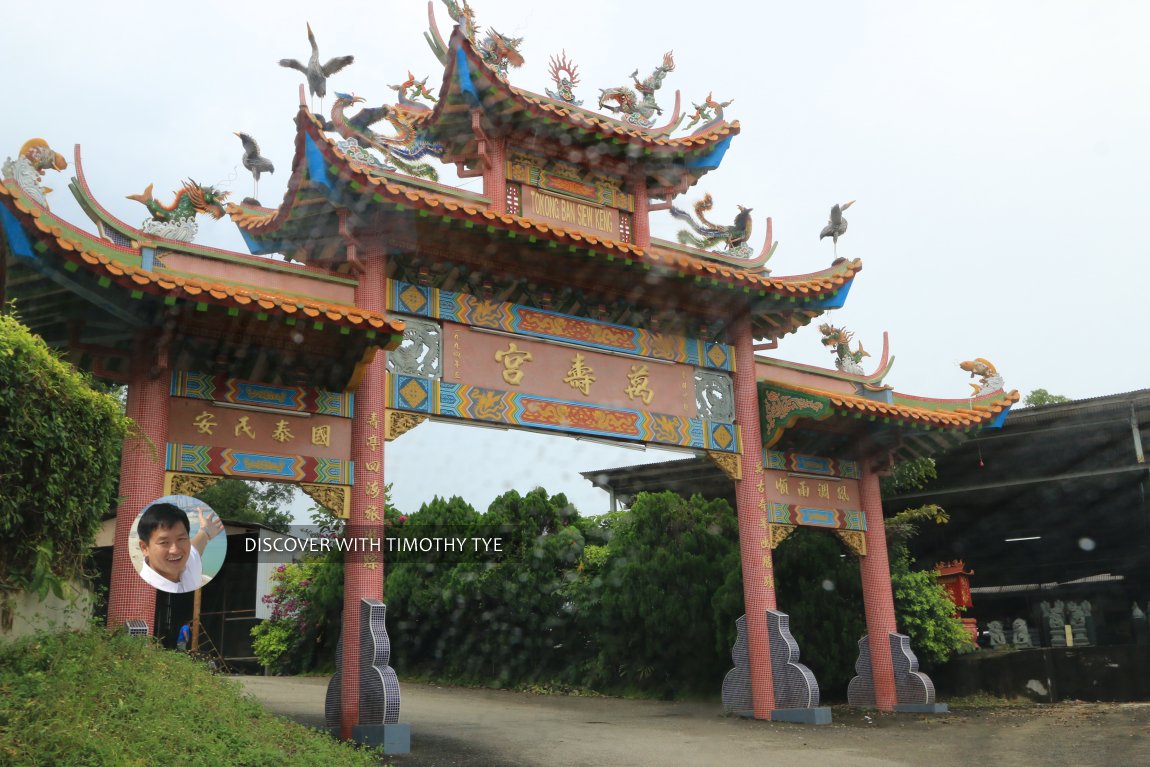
[4,1,1147,518]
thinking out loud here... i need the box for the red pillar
[858,465,898,710]
[340,241,388,739]
[106,345,168,632]
[483,135,507,214]
[731,312,777,718]
[629,170,650,248]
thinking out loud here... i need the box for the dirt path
[239,676,1150,767]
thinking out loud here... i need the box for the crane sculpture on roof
[278,22,354,114]
[234,132,274,202]
[819,200,855,256]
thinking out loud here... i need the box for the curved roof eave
[0,180,404,339]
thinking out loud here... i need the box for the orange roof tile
[0,182,404,337]
[228,112,861,302]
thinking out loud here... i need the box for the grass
[941,692,1038,710]
[0,629,383,767]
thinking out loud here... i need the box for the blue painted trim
[306,133,333,191]
[685,136,732,170]
[1,202,141,325]
[805,278,854,310]
[141,246,155,271]
[986,404,1011,429]
[0,204,34,258]
[456,46,480,105]
[237,228,281,256]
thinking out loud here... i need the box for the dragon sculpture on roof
[328,91,441,181]
[127,180,229,243]
[598,51,675,128]
[2,138,68,209]
[670,194,754,258]
[427,0,524,83]
[819,323,870,376]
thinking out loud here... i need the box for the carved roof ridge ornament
[669,193,766,264]
[125,179,230,244]
[598,51,678,130]
[684,92,734,134]
[651,215,776,272]
[327,91,442,181]
[2,138,68,211]
[545,50,582,106]
[959,357,1005,397]
[426,0,523,83]
[755,330,895,388]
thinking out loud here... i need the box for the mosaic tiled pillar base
[848,633,944,713]
[857,465,898,711]
[124,620,149,637]
[721,614,753,715]
[106,353,169,632]
[723,610,830,724]
[327,599,406,749]
[340,245,388,739]
[732,314,777,718]
[768,610,820,709]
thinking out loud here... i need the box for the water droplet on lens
[1078,537,1095,551]
[821,579,835,591]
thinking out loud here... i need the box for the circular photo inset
[129,495,227,593]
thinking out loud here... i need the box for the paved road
[240,676,1150,767]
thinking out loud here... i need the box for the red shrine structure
[0,0,1018,740]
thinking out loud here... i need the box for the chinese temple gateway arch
[0,2,1017,740]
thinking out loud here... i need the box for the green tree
[773,528,867,697]
[1024,388,1071,407]
[194,479,295,533]
[579,491,741,696]
[881,459,973,664]
[0,313,132,612]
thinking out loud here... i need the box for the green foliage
[251,561,324,673]
[773,529,866,696]
[195,479,295,533]
[0,314,132,604]
[0,629,379,766]
[880,456,937,496]
[884,506,972,663]
[1024,388,1071,407]
[890,550,973,664]
[570,491,742,696]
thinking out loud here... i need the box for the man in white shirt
[136,502,223,593]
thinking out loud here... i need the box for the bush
[0,313,132,610]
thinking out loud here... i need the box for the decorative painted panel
[764,449,860,479]
[386,375,739,453]
[388,280,734,371]
[761,453,863,533]
[442,322,697,418]
[170,371,353,416]
[165,443,352,484]
[167,398,352,461]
